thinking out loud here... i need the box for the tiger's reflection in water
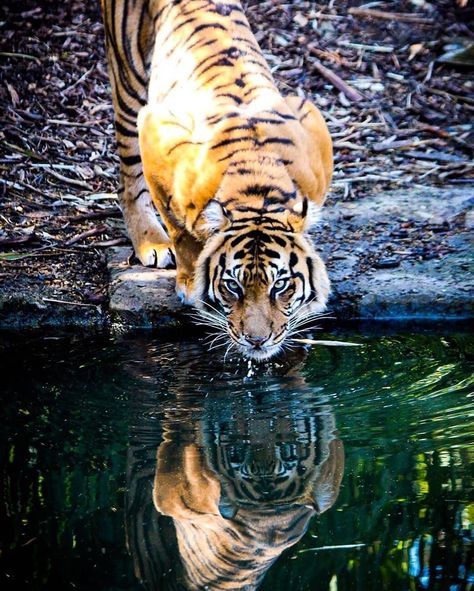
[124,340,344,591]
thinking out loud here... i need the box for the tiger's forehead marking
[224,227,297,286]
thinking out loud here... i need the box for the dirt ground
[0,0,472,319]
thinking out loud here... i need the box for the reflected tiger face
[204,415,335,513]
[193,216,330,360]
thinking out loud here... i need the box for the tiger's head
[193,164,330,360]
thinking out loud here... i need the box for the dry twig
[348,8,435,25]
[308,53,364,103]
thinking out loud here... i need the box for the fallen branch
[402,150,469,163]
[86,238,128,248]
[65,224,108,246]
[1,140,45,161]
[371,138,436,152]
[45,118,94,128]
[75,237,129,249]
[425,86,474,106]
[299,543,366,554]
[67,207,121,223]
[42,297,98,307]
[308,55,364,103]
[338,41,394,53]
[0,234,35,247]
[46,168,93,191]
[348,8,434,25]
[415,122,473,152]
[0,51,41,64]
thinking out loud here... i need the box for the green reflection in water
[0,331,472,591]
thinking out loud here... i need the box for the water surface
[0,330,473,590]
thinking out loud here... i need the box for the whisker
[189,311,227,329]
[289,297,319,319]
[286,327,320,340]
[196,299,227,321]
[289,313,335,331]
[290,309,334,324]
[202,330,221,342]
[223,340,236,363]
[207,334,228,351]
[191,318,226,331]
[190,307,225,320]
[208,342,227,352]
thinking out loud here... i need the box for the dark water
[0,330,473,591]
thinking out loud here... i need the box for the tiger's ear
[287,197,321,233]
[194,199,232,239]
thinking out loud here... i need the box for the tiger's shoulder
[138,94,332,232]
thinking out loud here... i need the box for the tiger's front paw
[175,273,195,306]
[135,241,175,268]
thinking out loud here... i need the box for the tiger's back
[149,1,277,109]
[141,0,332,229]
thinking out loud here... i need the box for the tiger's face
[193,210,330,360]
[210,421,320,508]
[201,412,343,517]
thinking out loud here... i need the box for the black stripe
[120,153,142,166]
[261,137,295,147]
[184,22,227,45]
[199,56,235,76]
[216,92,243,104]
[115,120,138,138]
[211,136,254,150]
[243,84,269,98]
[133,188,147,202]
[306,257,316,298]
[202,256,211,299]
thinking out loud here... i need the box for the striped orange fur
[102,0,333,359]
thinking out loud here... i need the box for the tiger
[101,0,333,359]
[125,344,344,590]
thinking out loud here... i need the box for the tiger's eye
[274,278,288,291]
[225,279,240,293]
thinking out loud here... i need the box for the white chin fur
[238,343,283,361]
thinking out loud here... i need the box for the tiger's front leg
[101,0,173,268]
[144,196,202,305]
[172,231,202,305]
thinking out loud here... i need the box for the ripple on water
[0,331,472,591]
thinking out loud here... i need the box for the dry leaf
[6,82,20,106]
[408,43,424,61]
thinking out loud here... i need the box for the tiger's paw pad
[135,243,175,269]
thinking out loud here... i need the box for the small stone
[374,257,401,269]
[391,229,409,238]
[464,210,474,230]
[293,12,308,27]
[370,82,385,93]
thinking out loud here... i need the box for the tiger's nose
[244,334,268,348]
